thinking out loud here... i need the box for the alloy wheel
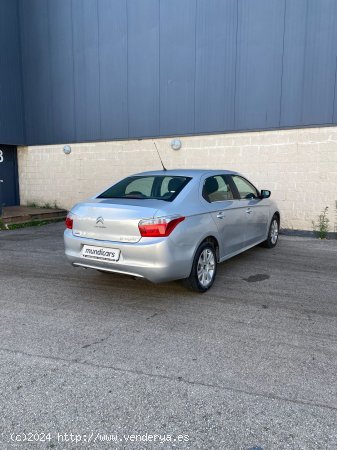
[197,248,215,288]
[270,219,279,245]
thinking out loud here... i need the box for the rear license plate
[82,245,120,262]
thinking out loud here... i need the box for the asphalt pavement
[0,223,336,450]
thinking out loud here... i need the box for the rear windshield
[98,175,192,202]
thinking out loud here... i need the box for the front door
[0,145,19,207]
[229,174,269,245]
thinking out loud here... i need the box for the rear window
[98,175,191,202]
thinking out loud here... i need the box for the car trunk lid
[71,199,161,243]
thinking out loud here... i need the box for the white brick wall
[17,126,337,232]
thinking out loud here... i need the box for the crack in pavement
[81,330,115,349]
[0,346,336,413]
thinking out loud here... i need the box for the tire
[184,241,217,292]
[261,215,279,248]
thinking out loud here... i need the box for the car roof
[134,169,240,177]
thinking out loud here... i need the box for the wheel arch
[199,235,220,262]
[273,211,280,224]
[183,235,219,292]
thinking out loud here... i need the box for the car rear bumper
[64,229,193,283]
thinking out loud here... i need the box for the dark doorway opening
[0,145,20,207]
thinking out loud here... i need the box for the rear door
[201,174,247,258]
[229,175,269,245]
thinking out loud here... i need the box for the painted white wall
[18,126,337,232]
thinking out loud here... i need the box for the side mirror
[260,189,271,199]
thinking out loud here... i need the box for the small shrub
[27,202,38,208]
[312,206,329,239]
[7,218,65,230]
[26,201,59,209]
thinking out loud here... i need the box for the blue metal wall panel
[279,0,307,127]
[48,0,76,143]
[0,0,24,144]
[195,0,237,133]
[300,0,337,126]
[334,64,337,124]
[160,0,196,135]
[127,0,159,138]
[98,0,128,140]
[19,0,53,144]
[281,0,337,126]
[72,0,101,142]
[235,0,285,130]
[5,0,337,145]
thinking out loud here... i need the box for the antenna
[153,141,167,171]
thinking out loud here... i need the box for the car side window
[202,175,234,203]
[231,175,259,199]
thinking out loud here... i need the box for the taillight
[138,216,185,237]
[65,216,73,229]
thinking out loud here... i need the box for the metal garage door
[0,145,19,207]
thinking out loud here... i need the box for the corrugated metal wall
[0,0,25,144]
[2,0,337,145]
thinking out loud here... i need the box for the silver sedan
[64,169,280,292]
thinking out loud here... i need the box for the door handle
[216,211,225,219]
[246,208,252,214]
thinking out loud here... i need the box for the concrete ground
[0,223,336,450]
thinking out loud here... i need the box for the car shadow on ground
[71,243,271,303]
